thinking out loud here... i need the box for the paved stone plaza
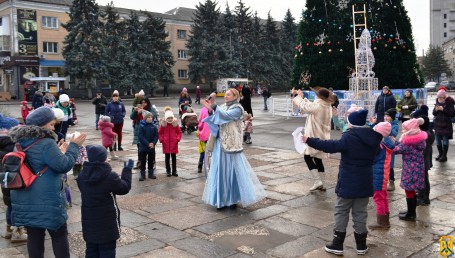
[0,95,453,257]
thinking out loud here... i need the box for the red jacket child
[98,115,117,148]
[158,112,182,154]
[21,101,33,123]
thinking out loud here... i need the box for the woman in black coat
[374,86,396,123]
[433,90,455,162]
[240,84,253,116]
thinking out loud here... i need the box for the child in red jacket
[20,101,32,123]
[98,115,118,160]
[158,107,182,177]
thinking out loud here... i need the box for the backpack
[0,139,48,189]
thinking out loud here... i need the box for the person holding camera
[92,90,107,130]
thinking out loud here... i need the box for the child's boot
[148,169,156,179]
[198,162,203,173]
[5,224,12,239]
[309,170,325,192]
[166,171,171,177]
[354,231,368,255]
[387,180,395,191]
[110,152,118,160]
[368,214,389,229]
[325,230,346,256]
[172,171,178,177]
[139,171,145,181]
[399,197,416,221]
[11,226,27,243]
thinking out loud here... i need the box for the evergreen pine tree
[262,12,282,86]
[62,0,103,89]
[220,3,240,77]
[280,9,297,87]
[249,12,266,83]
[234,0,254,78]
[422,45,451,82]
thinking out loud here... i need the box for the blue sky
[97,0,429,55]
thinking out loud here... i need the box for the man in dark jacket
[76,145,133,258]
[302,109,382,256]
[374,86,397,123]
[92,90,107,130]
[31,90,44,110]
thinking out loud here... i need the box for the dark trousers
[112,123,123,146]
[304,155,325,172]
[85,241,116,258]
[165,153,177,172]
[26,223,70,258]
[418,169,430,201]
[139,150,155,171]
[163,87,169,97]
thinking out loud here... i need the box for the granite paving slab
[244,204,289,220]
[0,247,26,258]
[117,192,173,211]
[280,206,334,229]
[266,235,326,258]
[172,237,237,258]
[255,216,319,237]
[131,246,198,258]
[365,225,435,252]
[268,180,313,196]
[135,222,191,243]
[194,216,254,235]
[116,238,166,257]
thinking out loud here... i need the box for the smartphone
[206,96,212,101]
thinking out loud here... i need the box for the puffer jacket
[373,137,395,191]
[158,118,182,154]
[77,162,131,244]
[375,92,397,122]
[398,95,418,119]
[98,120,116,148]
[138,120,158,153]
[105,100,126,125]
[8,125,79,230]
[433,96,455,138]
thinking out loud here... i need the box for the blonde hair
[227,88,239,100]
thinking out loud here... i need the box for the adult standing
[8,107,86,258]
[261,86,269,111]
[240,84,253,116]
[292,87,334,192]
[163,83,169,97]
[329,88,339,130]
[178,88,192,112]
[374,86,396,123]
[31,90,43,109]
[92,90,107,130]
[105,90,126,151]
[195,86,201,105]
[397,89,417,122]
[201,88,266,209]
[433,89,455,162]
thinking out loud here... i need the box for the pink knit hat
[347,104,363,113]
[182,87,188,93]
[402,118,424,137]
[373,122,391,137]
[437,89,447,98]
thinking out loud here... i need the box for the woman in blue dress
[201,88,266,209]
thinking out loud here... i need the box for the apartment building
[0,0,194,99]
[430,0,455,46]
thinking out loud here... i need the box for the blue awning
[40,60,65,67]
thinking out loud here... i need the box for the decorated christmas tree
[292,0,423,90]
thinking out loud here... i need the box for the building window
[177,30,186,39]
[444,13,447,19]
[43,42,58,53]
[42,16,58,29]
[178,49,187,59]
[444,23,447,28]
[178,69,188,79]
[444,32,447,38]
[0,36,10,51]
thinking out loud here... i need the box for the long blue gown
[202,103,266,208]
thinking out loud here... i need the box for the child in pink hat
[369,122,394,229]
[393,118,427,221]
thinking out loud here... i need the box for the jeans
[85,241,116,258]
[304,155,325,172]
[26,223,70,258]
[95,113,101,129]
[6,205,11,225]
[139,150,155,171]
[263,96,268,110]
[435,134,449,146]
[373,190,389,215]
[334,197,369,234]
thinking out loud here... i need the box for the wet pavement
[0,94,454,257]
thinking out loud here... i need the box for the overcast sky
[97,0,429,55]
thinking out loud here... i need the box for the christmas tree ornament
[328,49,332,52]
[340,49,344,52]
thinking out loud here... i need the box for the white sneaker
[11,227,27,243]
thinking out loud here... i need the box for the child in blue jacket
[302,109,382,256]
[138,111,159,180]
[76,145,133,258]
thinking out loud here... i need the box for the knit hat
[86,145,108,163]
[384,108,397,120]
[197,86,200,89]
[52,108,65,121]
[21,101,28,105]
[138,90,145,96]
[165,110,174,120]
[100,115,111,122]
[402,118,424,136]
[112,90,119,96]
[0,114,19,129]
[437,89,447,98]
[373,122,392,137]
[347,109,368,127]
[405,88,413,94]
[438,86,447,92]
[383,86,390,91]
[347,104,363,114]
[182,87,188,93]
[411,105,429,118]
[419,115,430,131]
[26,107,55,126]
[142,111,153,121]
[59,94,69,103]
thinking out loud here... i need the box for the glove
[403,105,408,109]
[124,159,134,169]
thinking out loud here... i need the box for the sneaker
[10,227,27,243]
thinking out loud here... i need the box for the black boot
[166,171,171,177]
[325,230,346,256]
[399,197,416,221]
[440,145,449,162]
[354,231,368,255]
[198,162,203,173]
[133,161,141,170]
[118,145,124,151]
[436,145,443,161]
[172,171,178,177]
[139,171,145,181]
[148,170,156,179]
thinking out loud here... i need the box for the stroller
[180,104,198,134]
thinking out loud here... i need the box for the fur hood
[401,131,427,145]
[8,125,57,143]
[159,117,179,127]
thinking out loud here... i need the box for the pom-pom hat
[165,110,174,120]
[138,90,145,96]
[437,89,447,98]
[347,109,368,127]
[373,122,392,137]
[385,108,397,120]
[112,90,119,96]
[59,94,69,103]
[402,118,424,136]
[52,108,65,121]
